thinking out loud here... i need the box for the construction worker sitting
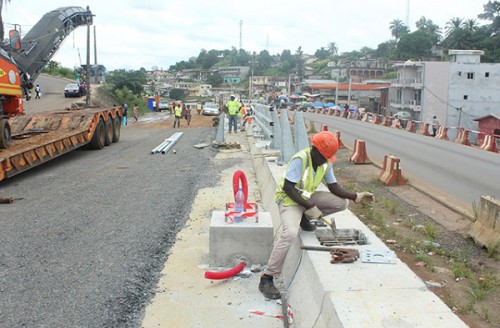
[258,131,374,299]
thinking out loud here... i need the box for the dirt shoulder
[332,149,499,328]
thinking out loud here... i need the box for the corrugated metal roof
[474,114,500,121]
[309,83,391,91]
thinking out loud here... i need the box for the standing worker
[225,95,241,133]
[196,101,203,115]
[121,103,128,126]
[173,102,182,128]
[258,131,374,299]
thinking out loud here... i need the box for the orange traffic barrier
[479,134,499,153]
[417,122,431,136]
[404,120,416,133]
[435,126,449,140]
[362,113,370,122]
[454,128,471,146]
[379,155,406,186]
[372,114,380,124]
[336,131,345,149]
[355,112,362,120]
[349,139,371,164]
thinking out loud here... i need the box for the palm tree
[0,0,10,40]
[389,19,409,41]
[445,17,464,38]
[327,42,338,56]
[462,19,479,31]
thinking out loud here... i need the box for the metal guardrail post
[278,108,296,165]
[293,111,309,151]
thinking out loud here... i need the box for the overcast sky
[3,0,488,71]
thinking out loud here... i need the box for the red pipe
[232,170,248,209]
[204,262,246,280]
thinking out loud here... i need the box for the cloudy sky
[3,0,488,71]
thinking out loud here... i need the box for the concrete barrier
[350,139,371,164]
[454,128,471,146]
[469,196,500,249]
[435,126,449,140]
[379,155,406,186]
[479,134,499,153]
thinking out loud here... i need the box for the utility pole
[85,6,92,107]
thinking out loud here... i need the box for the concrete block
[209,211,274,267]
[470,195,500,248]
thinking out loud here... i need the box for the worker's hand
[304,206,322,221]
[355,192,374,204]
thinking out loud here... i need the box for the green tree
[389,19,409,41]
[295,46,304,81]
[206,72,223,87]
[478,0,500,35]
[314,47,329,60]
[169,88,187,101]
[327,42,338,56]
[397,30,433,59]
[106,69,147,95]
[415,16,442,45]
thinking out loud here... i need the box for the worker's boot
[300,215,316,232]
[259,274,281,299]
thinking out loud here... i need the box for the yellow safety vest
[274,147,330,206]
[226,100,241,115]
[175,106,182,117]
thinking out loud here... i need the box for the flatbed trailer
[0,107,122,182]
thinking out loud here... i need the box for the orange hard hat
[310,131,339,162]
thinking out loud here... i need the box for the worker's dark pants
[173,116,181,128]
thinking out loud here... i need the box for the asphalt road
[0,116,224,326]
[304,112,500,209]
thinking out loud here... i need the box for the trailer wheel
[104,116,113,146]
[90,117,105,150]
[0,119,11,149]
[112,115,121,143]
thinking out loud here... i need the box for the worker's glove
[355,192,374,204]
[304,206,322,221]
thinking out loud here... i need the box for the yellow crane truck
[0,7,121,182]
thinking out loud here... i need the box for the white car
[202,103,220,116]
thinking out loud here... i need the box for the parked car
[64,83,81,97]
[202,103,220,116]
[394,111,412,119]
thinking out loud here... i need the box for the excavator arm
[9,6,93,88]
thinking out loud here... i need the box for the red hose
[232,170,248,209]
[204,262,246,280]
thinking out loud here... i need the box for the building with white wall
[389,50,500,140]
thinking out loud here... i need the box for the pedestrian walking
[431,115,439,136]
[258,131,374,299]
[185,105,192,125]
[133,104,139,123]
[35,84,41,99]
[225,95,241,133]
[173,102,182,128]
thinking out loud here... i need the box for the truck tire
[89,117,105,150]
[0,119,11,149]
[112,115,121,143]
[104,116,113,146]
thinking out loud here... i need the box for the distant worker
[238,103,247,131]
[196,101,202,115]
[35,84,41,99]
[225,95,241,133]
[173,102,182,128]
[121,103,128,126]
[431,115,439,137]
[258,131,374,299]
[133,104,139,123]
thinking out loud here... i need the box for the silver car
[202,103,220,116]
